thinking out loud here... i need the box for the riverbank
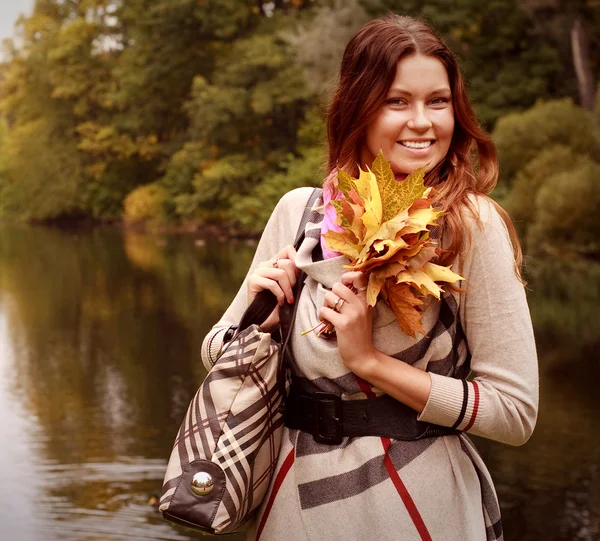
[2,215,261,242]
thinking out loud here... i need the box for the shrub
[505,145,595,241]
[230,147,325,234]
[123,183,169,227]
[526,160,600,258]
[493,99,600,186]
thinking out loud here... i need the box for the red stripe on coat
[381,437,433,541]
[354,375,376,398]
[256,447,295,540]
[353,374,432,540]
[463,381,480,432]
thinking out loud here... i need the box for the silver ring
[333,297,344,312]
[273,258,280,268]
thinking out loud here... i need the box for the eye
[430,97,450,105]
[386,98,407,106]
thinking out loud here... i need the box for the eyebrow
[387,88,451,96]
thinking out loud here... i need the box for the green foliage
[0,118,84,220]
[0,0,598,235]
[493,99,600,186]
[162,16,315,224]
[499,99,600,260]
[123,182,169,227]
[526,258,600,345]
[231,146,326,233]
[281,0,370,96]
[527,161,600,258]
[366,0,567,127]
[505,145,592,238]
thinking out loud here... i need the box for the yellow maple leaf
[337,169,355,197]
[309,154,466,340]
[366,274,386,307]
[352,237,409,272]
[372,150,428,220]
[359,168,383,239]
[366,262,405,306]
[323,230,362,260]
[422,262,464,284]
[408,207,443,231]
[396,269,443,299]
[355,209,410,263]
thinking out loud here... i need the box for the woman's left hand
[319,271,376,377]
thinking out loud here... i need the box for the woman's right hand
[247,245,299,332]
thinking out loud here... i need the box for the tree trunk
[571,16,597,112]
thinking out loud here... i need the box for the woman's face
[360,54,455,176]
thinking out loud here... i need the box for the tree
[161,12,316,226]
[519,0,600,112]
[364,0,565,127]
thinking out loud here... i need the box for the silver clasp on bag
[191,472,214,496]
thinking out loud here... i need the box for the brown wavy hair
[326,14,523,280]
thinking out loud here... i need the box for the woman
[201,14,538,541]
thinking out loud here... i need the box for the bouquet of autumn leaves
[313,150,464,339]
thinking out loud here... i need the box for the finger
[323,291,345,311]
[257,244,296,269]
[278,244,297,261]
[250,276,286,306]
[341,272,368,294]
[256,267,294,303]
[274,257,297,295]
[277,245,299,275]
[331,282,363,304]
[319,305,343,326]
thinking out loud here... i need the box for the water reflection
[0,223,598,541]
[0,224,249,540]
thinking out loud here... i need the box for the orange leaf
[383,280,426,338]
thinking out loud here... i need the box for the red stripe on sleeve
[256,447,295,540]
[463,381,480,432]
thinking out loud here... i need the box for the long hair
[326,14,523,280]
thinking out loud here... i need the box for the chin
[393,158,443,175]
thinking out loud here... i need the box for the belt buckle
[311,392,343,445]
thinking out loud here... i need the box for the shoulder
[463,193,505,227]
[458,194,517,269]
[275,187,319,215]
[262,187,320,246]
[462,193,510,243]
[269,187,320,230]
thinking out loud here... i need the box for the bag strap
[237,188,321,331]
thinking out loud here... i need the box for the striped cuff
[201,327,228,370]
[417,373,481,433]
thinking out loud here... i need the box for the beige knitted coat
[201,187,539,541]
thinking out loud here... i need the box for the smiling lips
[399,140,434,149]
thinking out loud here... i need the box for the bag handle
[237,188,321,331]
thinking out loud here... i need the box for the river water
[0,224,598,541]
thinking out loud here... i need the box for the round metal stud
[190,471,214,496]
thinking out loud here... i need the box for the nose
[407,104,432,131]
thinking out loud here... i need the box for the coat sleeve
[417,195,539,446]
[200,187,315,370]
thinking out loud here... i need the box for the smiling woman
[360,55,455,176]
[194,14,538,541]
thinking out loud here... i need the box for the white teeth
[400,141,432,149]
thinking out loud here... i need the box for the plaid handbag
[159,189,320,534]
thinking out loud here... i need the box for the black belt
[284,383,459,445]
